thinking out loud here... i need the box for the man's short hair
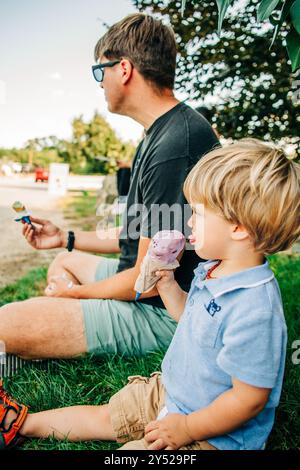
[94,13,177,90]
[183,138,300,255]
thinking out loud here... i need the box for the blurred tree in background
[66,113,135,174]
[183,0,300,72]
[0,112,135,174]
[134,0,300,156]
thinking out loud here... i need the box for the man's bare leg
[47,252,105,286]
[19,404,116,442]
[0,296,87,359]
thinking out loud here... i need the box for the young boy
[1,138,299,450]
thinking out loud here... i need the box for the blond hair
[183,138,300,255]
[94,14,177,90]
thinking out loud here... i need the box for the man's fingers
[30,216,48,226]
[24,225,31,238]
[22,223,28,236]
[48,275,60,283]
[28,228,34,243]
[26,225,35,241]
[45,283,56,296]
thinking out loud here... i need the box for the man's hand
[22,217,65,250]
[144,413,193,450]
[45,274,74,297]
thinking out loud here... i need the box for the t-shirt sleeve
[216,311,287,389]
[140,158,190,238]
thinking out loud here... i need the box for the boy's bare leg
[18,405,116,442]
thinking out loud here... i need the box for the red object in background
[35,167,49,182]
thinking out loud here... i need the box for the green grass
[5,353,164,450]
[0,254,299,450]
[264,255,300,450]
[63,190,98,231]
[62,190,121,260]
[0,267,48,307]
[62,190,122,233]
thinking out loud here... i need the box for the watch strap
[67,231,75,252]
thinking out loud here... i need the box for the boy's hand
[22,217,64,250]
[155,269,176,292]
[144,413,193,450]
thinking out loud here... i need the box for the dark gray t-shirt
[117,102,219,309]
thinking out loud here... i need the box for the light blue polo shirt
[161,260,287,450]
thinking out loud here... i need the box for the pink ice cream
[148,230,186,263]
[134,230,186,300]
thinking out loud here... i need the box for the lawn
[0,253,299,450]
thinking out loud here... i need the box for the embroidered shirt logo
[206,299,221,316]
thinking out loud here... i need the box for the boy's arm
[184,378,271,441]
[155,270,188,322]
[144,378,271,450]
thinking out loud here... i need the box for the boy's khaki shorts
[108,372,217,451]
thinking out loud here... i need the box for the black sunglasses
[92,60,120,83]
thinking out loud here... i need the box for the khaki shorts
[108,372,217,451]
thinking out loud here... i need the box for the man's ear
[231,224,250,241]
[119,59,133,85]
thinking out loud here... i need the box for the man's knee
[47,251,76,281]
[49,251,72,270]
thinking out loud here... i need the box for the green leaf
[291,0,300,34]
[271,0,295,47]
[257,0,282,21]
[286,27,300,71]
[216,0,234,35]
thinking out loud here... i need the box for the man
[0,13,219,359]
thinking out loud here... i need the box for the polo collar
[193,259,274,299]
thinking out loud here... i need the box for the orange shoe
[0,380,28,449]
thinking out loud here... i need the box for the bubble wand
[12,201,33,226]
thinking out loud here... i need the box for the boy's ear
[231,224,250,241]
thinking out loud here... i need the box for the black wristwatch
[66,231,75,252]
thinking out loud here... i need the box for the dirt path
[0,185,69,288]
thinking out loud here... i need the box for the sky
[0,0,155,148]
